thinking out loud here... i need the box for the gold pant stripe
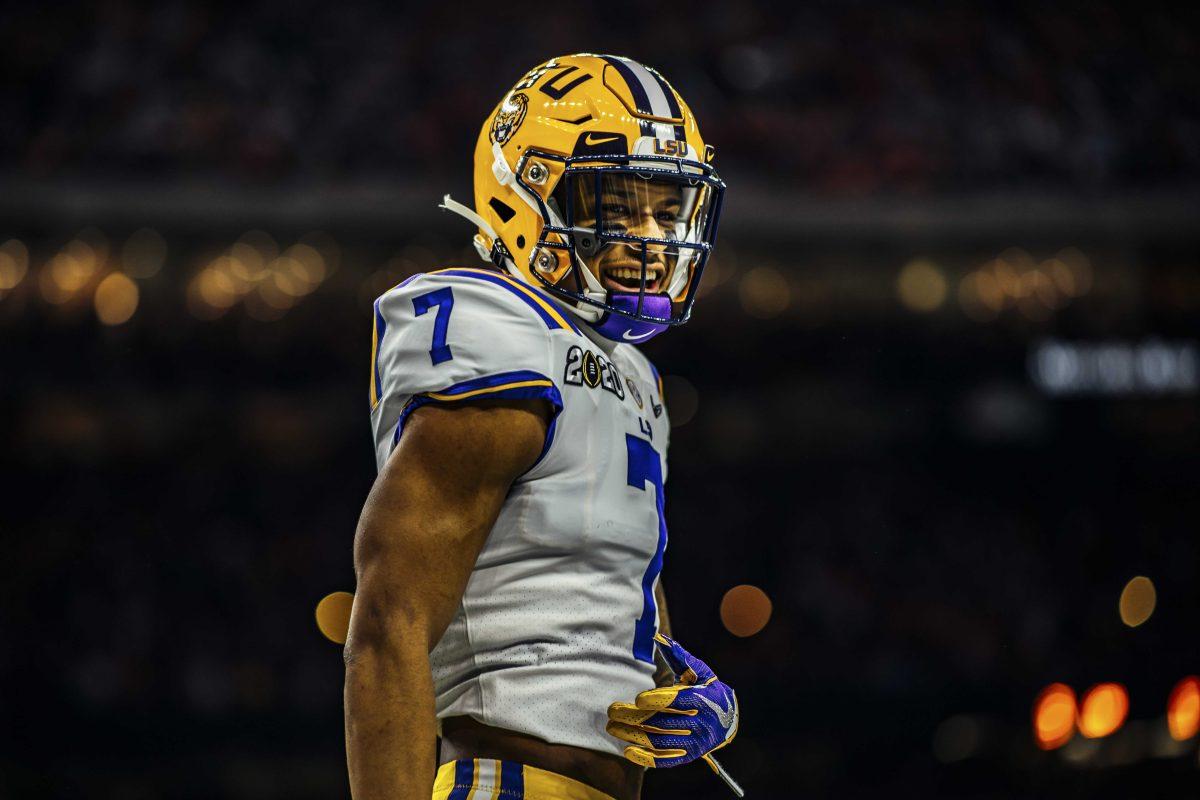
[433,759,615,800]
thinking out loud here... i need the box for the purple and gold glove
[606,632,739,769]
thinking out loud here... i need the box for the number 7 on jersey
[412,287,454,365]
[626,434,668,664]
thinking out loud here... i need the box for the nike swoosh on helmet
[583,133,622,145]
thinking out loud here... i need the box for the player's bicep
[350,398,549,652]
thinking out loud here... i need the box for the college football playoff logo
[490,92,529,144]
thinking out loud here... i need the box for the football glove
[606,632,739,769]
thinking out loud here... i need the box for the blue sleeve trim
[646,359,661,387]
[434,268,582,334]
[395,273,424,290]
[391,370,565,470]
[372,298,387,404]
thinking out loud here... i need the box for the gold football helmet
[441,54,725,342]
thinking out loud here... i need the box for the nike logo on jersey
[699,692,737,732]
[622,328,655,341]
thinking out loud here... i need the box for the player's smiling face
[569,177,683,294]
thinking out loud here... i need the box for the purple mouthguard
[588,293,672,343]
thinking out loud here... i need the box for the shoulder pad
[368,268,574,463]
[410,268,581,335]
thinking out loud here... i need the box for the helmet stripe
[648,68,688,142]
[606,56,680,142]
[601,55,655,137]
[613,57,673,118]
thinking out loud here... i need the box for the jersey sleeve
[368,268,580,471]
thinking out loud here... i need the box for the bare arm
[653,581,674,687]
[344,399,549,800]
[655,581,672,639]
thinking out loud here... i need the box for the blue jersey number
[412,288,454,365]
[626,434,667,664]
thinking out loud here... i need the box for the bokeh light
[738,266,790,319]
[94,273,139,325]
[239,230,279,261]
[958,272,998,321]
[1168,676,1200,741]
[284,243,327,290]
[1054,247,1093,296]
[300,231,340,276]
[54,242,99,288]
[197,265,240,308]
[719,584,773,638]
[932,715,982,763]
[0,239,29,290]
[896,258,947,312]
[661,375,699,427]
[315,591,355,644]
[1118,575,1156,627]
[257,263,300,309]
[956,247,1093,323]
[1078,683,1129,738]
[359,264,407,310]
[244,289,289,321]
[1033,683,1077,750]
[121,228,167,278]
[41,243,101,304]
[179,236,328,320]
[229,230,277,282]
[696,247,735,298]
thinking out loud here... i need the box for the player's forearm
[653,582,674,687]
[344,402,547,797]
[654,581,671,639]
[342,507,466,800]
[343,472,503,796]
[344,627,438,800]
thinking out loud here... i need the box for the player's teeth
[609,268,661,281]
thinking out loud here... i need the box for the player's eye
[603,203,632,219]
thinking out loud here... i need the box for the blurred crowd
[4,232,1198,797]
[3,0,1198,193]
[4,1,1200,796]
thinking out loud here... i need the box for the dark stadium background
[3,2,1198,797]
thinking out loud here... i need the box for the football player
[344,54,739,800]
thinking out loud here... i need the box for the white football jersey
[369,267,671,756]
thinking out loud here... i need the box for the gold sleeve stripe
[369,304,382,408]
[424,378,554,403]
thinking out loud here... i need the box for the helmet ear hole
[488,197,516,223]
[516,235,526,249]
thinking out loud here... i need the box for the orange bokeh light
[315,591,355,644]
[1033,683,1077,750]
[1167,676,1200,741]
[1078,683,1129,738]
[719,584,773,638]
